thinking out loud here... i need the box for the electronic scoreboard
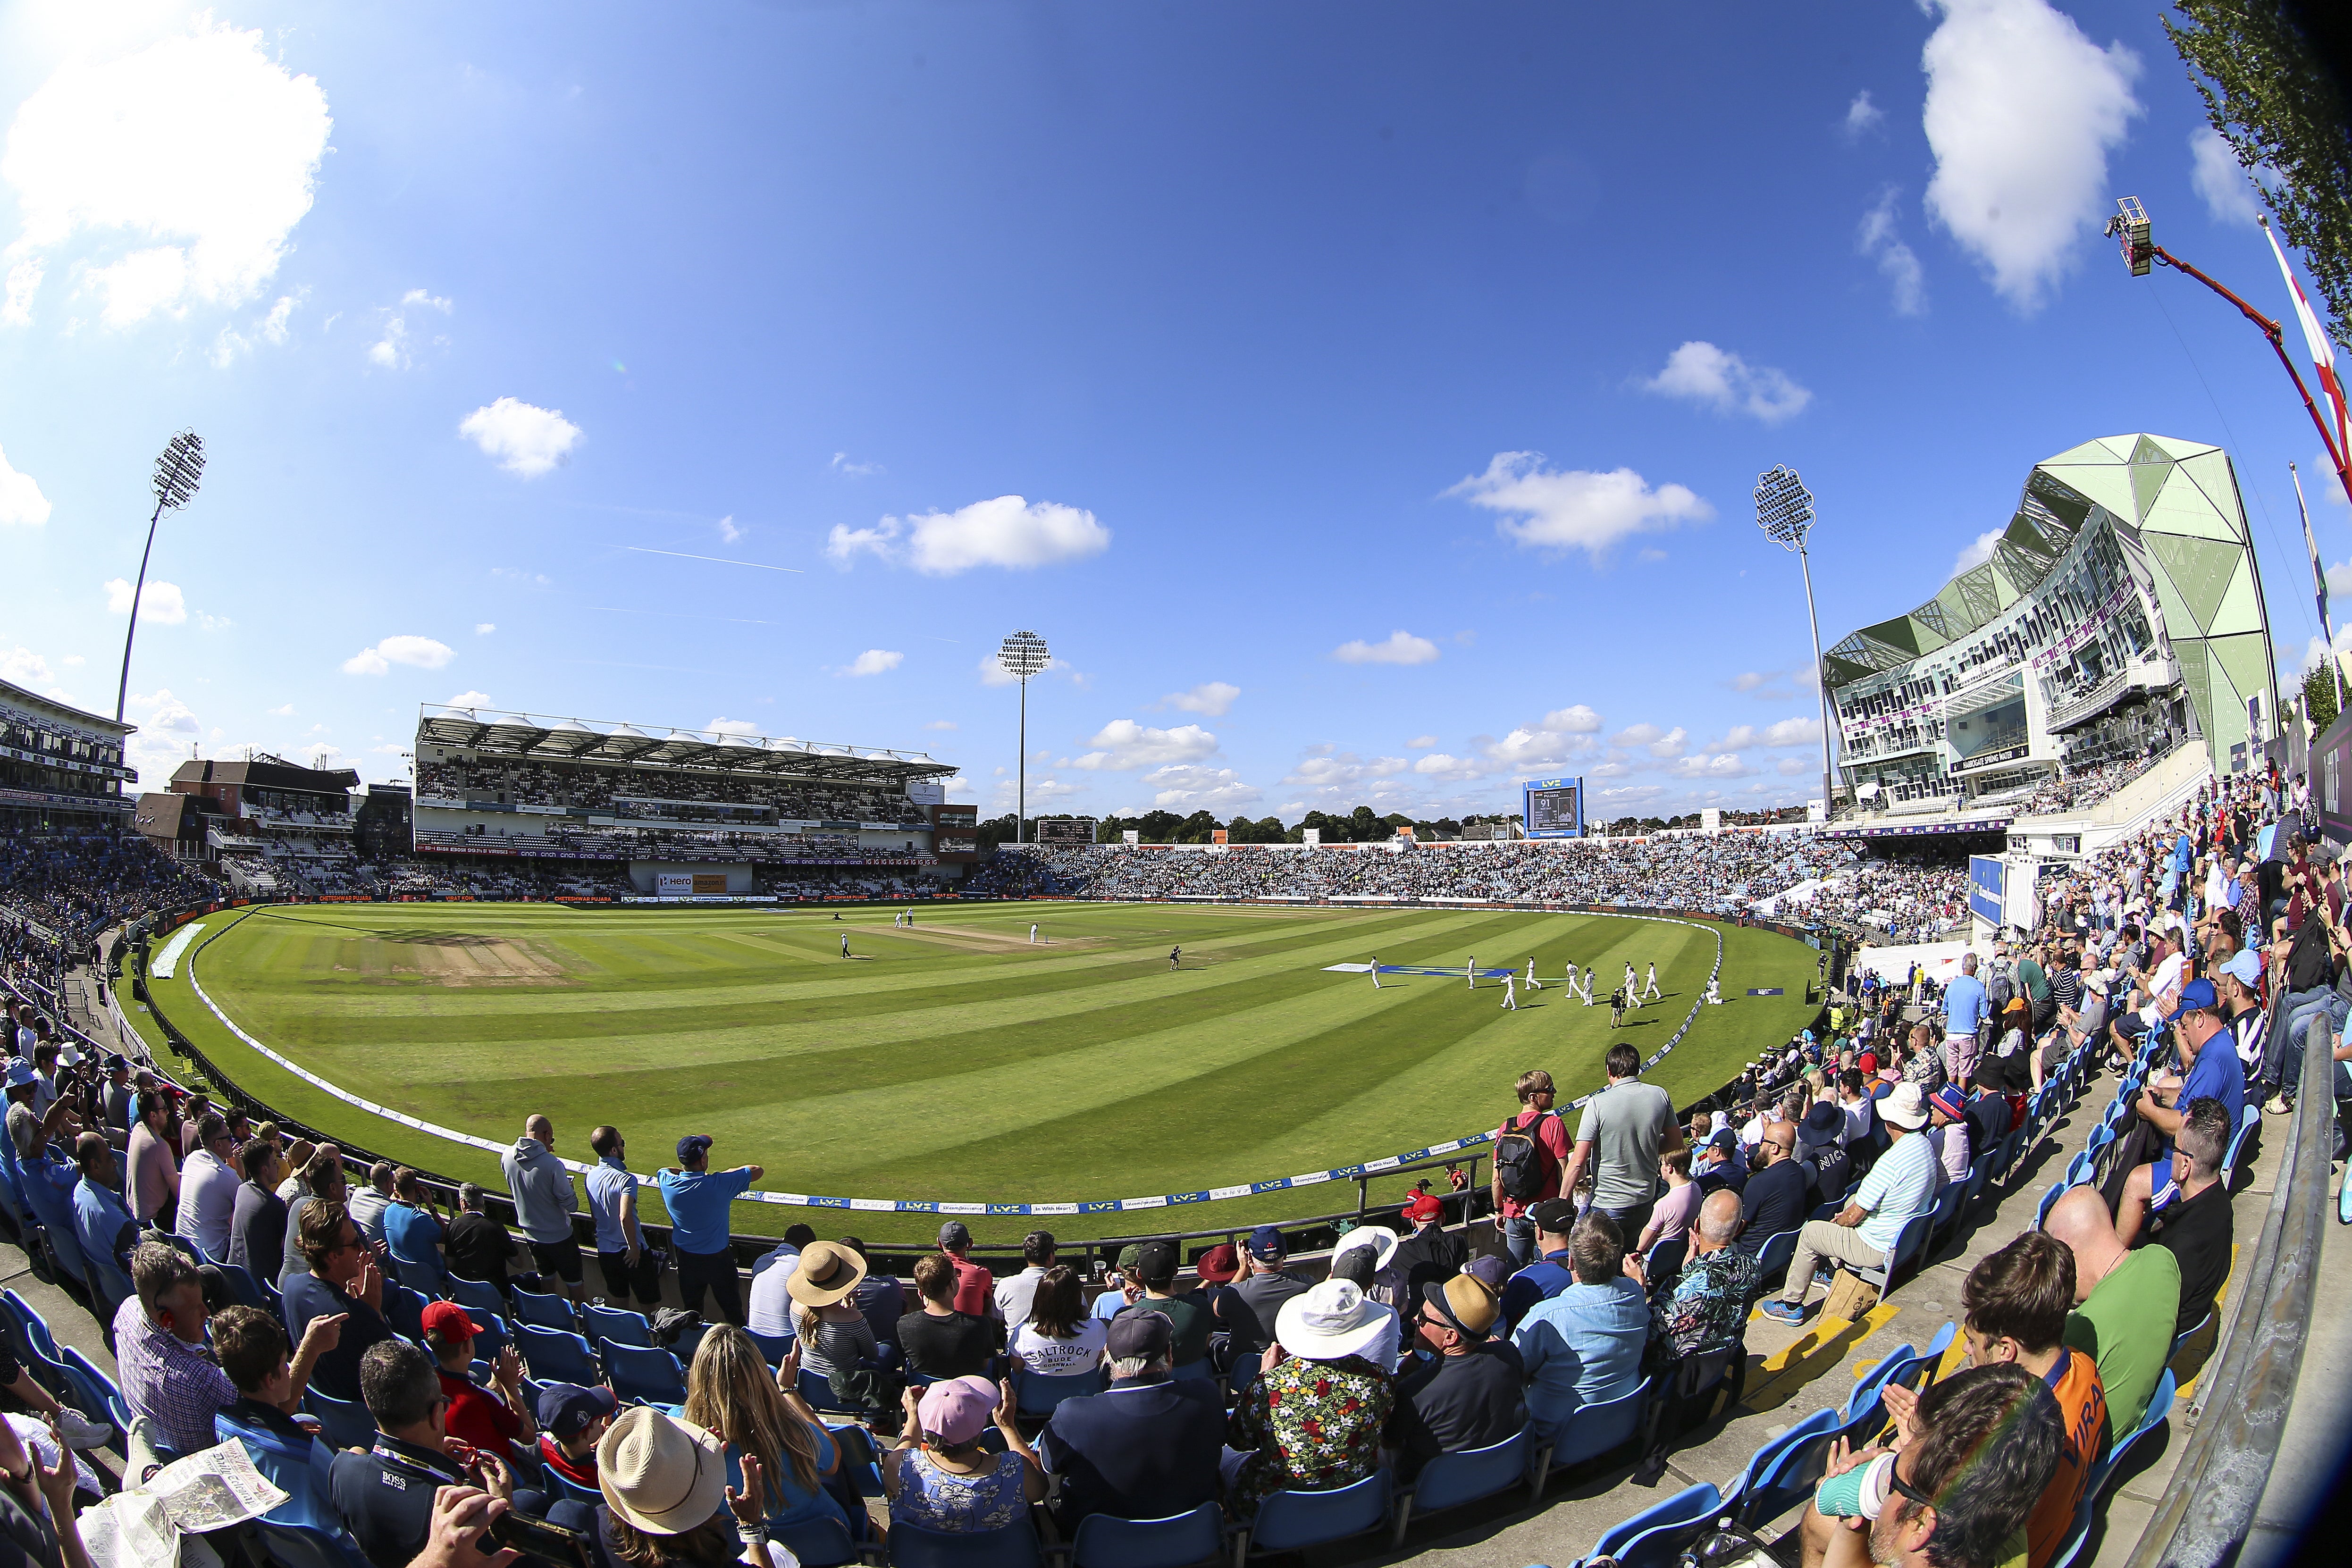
[1520,776,1585,839]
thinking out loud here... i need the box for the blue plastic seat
[448,1275,505,1319]
[1538,1370,1651,1479]
[747,1329,796,1368]
[1246,1470,1391,1558]
[1014,1365,1105,1419]
[1751,1229,1800,1290]
[605,1342,688,1406]
[1849,1213,1932,1295]
[1728,1406,1840,1526]
[59,1347,132,1435]
[515,1323,600,1386]
[213,1258,269,1311]
[215,1412,340,1529]
[1925,1179,1967,1250]
[2220,1107,2259,1189]
[543,1463,603,1509]
[2044,1494,2097,1568]
[509,1284,575,1331]
[583,1303,655,1350]
[2094,1369,2176,1498]
[1842,1342,1918,1424]
[254,1518,377,1568]
[1645,1234,1688,1286]
[1393,1426,1535,1543]
[2169,1311,2214,1368]
[1072,1502,1225,1568]
[381,1283,429,1344]
[1226,1351,1263,1394]
[303,1388,377,1451]
[2033,1182,2066,1232]
[385,1245,448,1301]
[797,1367,867,1418]
[1580,1481,1723,1568]
[773,1514,865,1568]
[890,1514,1043,1568]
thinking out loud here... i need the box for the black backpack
[1494,1110,1557,1203]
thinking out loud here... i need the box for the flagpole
[2293,461,2348,716]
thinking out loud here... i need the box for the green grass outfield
[138,900,1822,1246]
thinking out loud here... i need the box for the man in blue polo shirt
[657,1134,762,1326]
[1942,953,1989,1052]
[2115,979,2244,1247]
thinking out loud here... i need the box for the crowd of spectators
[0,832,220,950]
[414,757,930,827]
[2015,750,2170,818]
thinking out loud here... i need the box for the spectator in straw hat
[787,1241,894,1420]
[594,1404,781,1568]
[1227,1278,1395,1514]
[1389,1275,1524,1482]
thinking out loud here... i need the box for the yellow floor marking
[1739,1302,1902,1414]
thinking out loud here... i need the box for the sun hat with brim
[1881,1082,1930,1132]
[1195,1243,1239,1284]
[1798,1102,1844,1148]
[1422,1275,1500,1340]
[598,1407,727,1535]
[1275,1278,1389,1362]
[783,1240,868,1307]
[1332,1224,1399,1274]
[2,1063,34,1090]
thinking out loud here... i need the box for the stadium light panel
[151,430,205,510]
[999,629,1050,678]
[1753,465,1815,550]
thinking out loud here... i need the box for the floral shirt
[1226,1353,1392,1512]
[1648,1244,1761,1363]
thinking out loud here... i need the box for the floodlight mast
[998,630,1050,846]
[1755,466,1839,819]
[115,431,205,725]
[2104,197,2352,511]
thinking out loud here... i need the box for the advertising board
[656,872,731,896]
[1968,855,2005,926]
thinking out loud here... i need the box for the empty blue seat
[1071,1502,1225,1568]
[509,1284,575,1331]
[1848,1213,1933,1296]
[773,1514,865,1568]
[1751,1229,1800,1289]
[381,1283,428,1344]
[1581,1481,1723,1568]
[2094,1369,2176,1498]
[582,1303,655,1350]
[605,1342,688,1406]
[255,1519,377,1568]
[1645,1234,1688,1286]
[1843,1343,1917,1425]
[1393,1426,1535,1543]
[1540,1374,1650,1476]
[747,1329,796,1369]
[2220,1108,2259,1189]
[890,1514,1043,1568]
[448,1275,505,1319]
[1728,1406,1840,1526]
[515,1324,600,1386]
[1014,1365,1105,1419]
[1246,1470,1391,1558]
[304,1388,377,1451]
[215,1412,339,1529]
[59,1347,133,1436]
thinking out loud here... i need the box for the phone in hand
[486,1509,591,1568]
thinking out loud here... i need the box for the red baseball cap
[1402,1191,1444,1224]
[419,1300,484,1341]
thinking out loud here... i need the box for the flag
[2304,480,2329,627]
[2266,221,2350,465]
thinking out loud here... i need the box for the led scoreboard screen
[1521,776,1586,839]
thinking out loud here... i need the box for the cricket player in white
[1525,958,1542,991]
[840,933,850,957]
[1582,966,1598,1004]
[1623,962,1638,999]
[1643,963,1661,1002]
[1370,956,1381,989]
[1705,974,1722,1005]
[1030,923,1039,943]
[1500,973,1517,1010]
[1466,955,1476,989]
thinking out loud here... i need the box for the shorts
[529,1237,584,1285]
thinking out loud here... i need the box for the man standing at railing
[503,1114,584,1307]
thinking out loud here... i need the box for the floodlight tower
[998,629,1050,845]
[1755,465,1839,817]
[116,431,206,723]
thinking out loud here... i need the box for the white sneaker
[55,1409,111,1451]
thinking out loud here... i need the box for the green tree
[2307,660,2344,733]
[975,813,1020,853]
[2167,1,2352,348]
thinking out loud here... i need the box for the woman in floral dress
[1226,1279,1395,1514]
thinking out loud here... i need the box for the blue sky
[1,0,2343,825]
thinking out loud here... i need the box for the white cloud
[1161,681,1241,717]
[475,622,496,636]
[1665,753,1756,780]
[925,719,958,731]
[1716,717,1823,749]
[1281,752,1409,790]
[2318,461,2348,510]
[1953,528,2005,574]
[707,717,758,736]
[0,646,67,699]
[1920,0,2142,311]
[1,18,330,326]
[2189,127,2265,226]
[1476,705,1607,771]
[1844,90,1884,136]
[1068,720,1218,771]
[1776,756,1812,776]
[831,452,883,478]
[210,289,302,367]
[1858,189,1926,316]
[840,648,904,678]
[2301,627,2352,674]
[1333,630,1441,666]
[103,577,185,624]
[1142,764,1262,811]
[300,742,343,771]
[458,398,582,478]
[445,690,492,708]
[368,288,450,370]
[716,515,742,543]
[1406,735,1437,749]
[1411,753,1482,780]
[1642,341,1812,423]
[267,703,294,717]
[976,652,1075,688]
[1544,704,1604,733]
[1611,723,1690,759]
[60,655,82,667]
[0,443,51,525]
[826,495,1109,575]
[1449,453,1712,559]
[1,262,37,327]
[129,687,199,735]
[342,635,454,675]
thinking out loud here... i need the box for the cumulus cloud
[1665,753,1756,780]
[104,577,185,624]
[707,718,758,735]
[831,452,883,478]
[1478,706,1607,771]
[839,648,904,677]
[1411,753,1482,780]
[209,289,302,367]
[1161,681,1240,717]
[0,647,67,699]
[1858,189,1926,316]
[1716,717,1823,749]
[1642,342,1811,423]
[342,635,454,675]
[826,495,1109,575]
[1844,90,1884,136]
[445,690,492,709]
[0,444,51,525]
[1282,752,1408,791]
[1068,720,1218,771]
[1953,528,2008,575]
[2189,126,2267,226]
[1142,764,1262,811]
[1406,735,1437,749]
[1,18,330,327]
[459,398,582,478]
[1333,630,1440,666]
[977,651,1074,688]
[129,687,199,735]
[924,719,958,731]
[475,623,496,636]
[1920,0,2142,311]
[716,515,742,543]
[369,288,451,369]
[1450,453,1712,559]
[1611,723,1689,759]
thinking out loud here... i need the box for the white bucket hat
[1275,1278,1389,1362]
[1331,1224,1399,1274]
[597,1407,728,1535]
[1881,1081,1931,1132]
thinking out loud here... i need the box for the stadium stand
[0,738,2333,1568]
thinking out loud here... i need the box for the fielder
[1168,946,1181,970]
[1525,958,1542,991]
[1705,974,1722,1006]
[1500,973,1518,1010]
[1582,966,1598,1005]
[1643,963,1662,1002]
[1466,955,1477,990]
[1622,962,1638,999]
[1030,922,1040,943]
[1370,955,1382,989]
[840,933,850,958]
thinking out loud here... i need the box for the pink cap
[916,1376,998,1445]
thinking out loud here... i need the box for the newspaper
[143,1439,287,1532]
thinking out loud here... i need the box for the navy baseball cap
[2165,978,2219,1023]
[1246,1224,1286,1260]
[535,1382,618,1439]
[675,1134,714,1163]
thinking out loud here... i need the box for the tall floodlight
[116,431,206,723]
[998,629,1050,845]
[1755,465,1838,818]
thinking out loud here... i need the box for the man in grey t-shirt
[1558,1042,1683,1242]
